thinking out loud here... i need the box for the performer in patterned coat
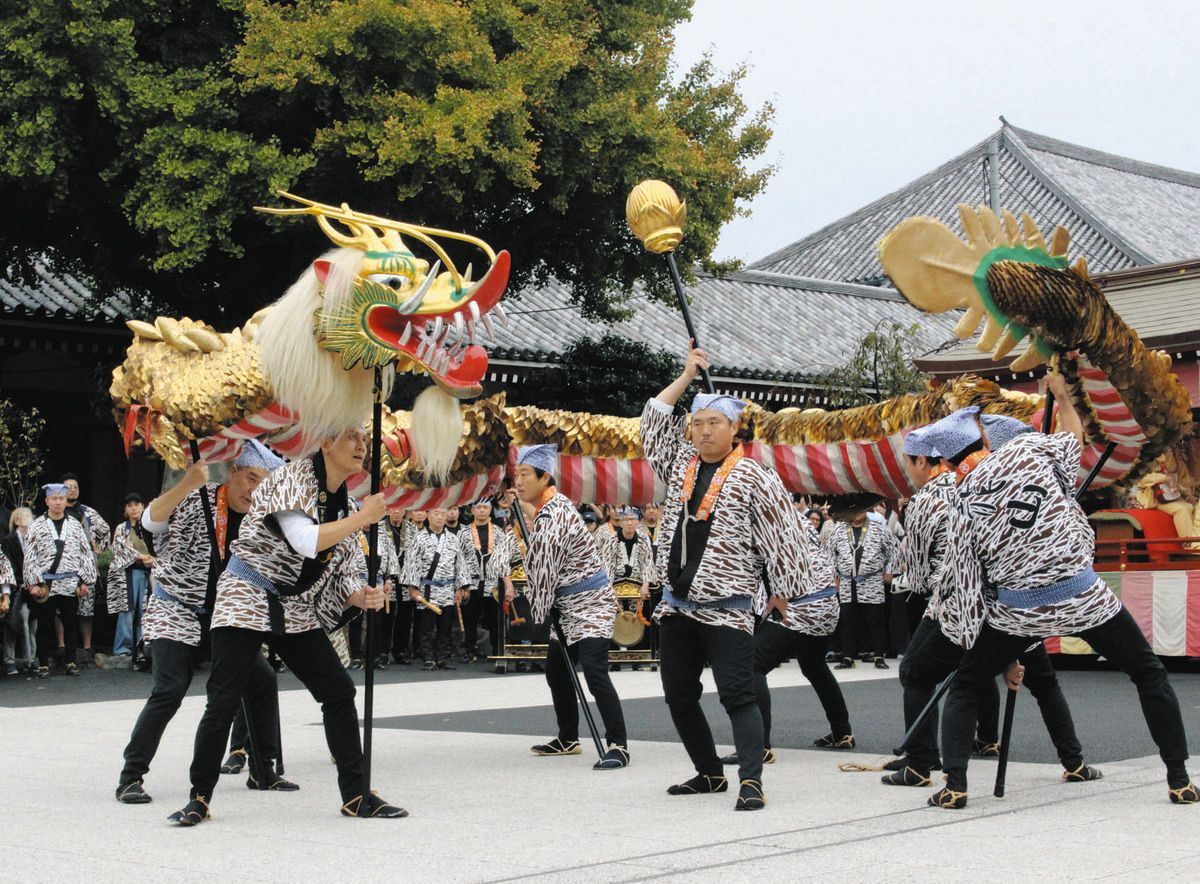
[384,509,422,664]
[107,493,155,661]
[167,429,404,825]
[515,444,629,770]
[401,508,473,670]
[931,381,1196,808]
[642,345,810,811]
[0,547,15,622]
[461,497,515,663]
[604,506,654,666]
[23,483,97,677]
[885,411,1094,789]
[61,474,110,658]
[116,442,294,804]
[828,508,899,669]
[347,515,398,670]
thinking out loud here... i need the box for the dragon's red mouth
[366,250,510,393]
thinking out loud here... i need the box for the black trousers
[391,601,414,660]
[416,604,452,663]
[35,594,78,666]
[943,608,1190,790]
[838,585,887,660]
[190,627,364,803]
[660,615,764,784]
[753,620,851,745]
[481,595,503,656]
[461,589,484,655]
[544,635,627,747]
[121,637,279,785]
[899,617,1001,770]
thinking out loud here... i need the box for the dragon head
[256,192,510,398]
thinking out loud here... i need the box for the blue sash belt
[151,579,207,617]
[662,586,753,611]
[42,570,79,583]
[795,584,837,605]
[420,577,456,588]
[996,568,1098,609]
[556,571,609,598]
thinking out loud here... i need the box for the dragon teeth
[481,313,497,342]
[493,304,509,326]
[469,302,481,321]
[431,317,444,341]
[454,313,466,341]
[398,324,412,346]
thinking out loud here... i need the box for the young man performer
[23,483,97,677]
[722,507,854,768]
[106,492,155,663]
[167,428,404,825]
[116,442,295,804]
[929,385,1195,808]
[401,507,473,670]
[642,345,809,811]
[886,413,1082,787]
[829,507,899,669]
[514,444,630,770]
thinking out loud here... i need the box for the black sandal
[927,787,968,809]
[220,749,247,774]
[1062,764,1103,783]
[167,795,210,826]
[667,774,728,795]
[881,766,932,787]
[341,792,409,818]
[530,738,581,756]
[593,744,630,770]
[116,779,152,804]
[247,770,300,791]
[1168,782,1199,804]
[813,733,855,750]
[735,779,766,811]
[972,738,1000,757]
[719,748,775,766]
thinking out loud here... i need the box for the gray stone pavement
[2,665,1197,881]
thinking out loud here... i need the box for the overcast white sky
[672,0,1200,264]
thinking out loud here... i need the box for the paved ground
[2,660,1198,881]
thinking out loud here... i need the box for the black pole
[1041,389,1055,434]
[663,252,714,395]
[188,439,268,786]
[360,366,384,815]
[893,670,956,756]
[510,501,605,759]
[1076,440,1119,500]
[993,687,1019,797]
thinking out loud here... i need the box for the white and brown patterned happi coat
[524,492,616,645]
[603,530,654,590]
[0,548,15,588]
[940,432,1121,648]
[106,520,150,615]
[641,399,810,635]
[902,471,957,622]
[461,522,515,593]
[23,515,97,598]
[754,521,838,636]
[211,459,368,634]
[828,520,899,606]
[373,519,400,603]
[400,528,474,608]
[142,484,218,646]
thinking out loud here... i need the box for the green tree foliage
[0,397,47,511]
[815,321,931,409]
[511,333,680,416]
[0,1,772,322]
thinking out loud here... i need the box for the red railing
[1093,536,1200,571]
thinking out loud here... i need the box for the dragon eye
[367,273,409,291]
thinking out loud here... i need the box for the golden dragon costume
[112,201,1191,508]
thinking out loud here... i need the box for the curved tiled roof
[750,120,1198,284]
[0,260,137,324]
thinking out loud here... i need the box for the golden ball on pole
[626,180,687,254]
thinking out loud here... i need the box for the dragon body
[113,203,1191,507]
